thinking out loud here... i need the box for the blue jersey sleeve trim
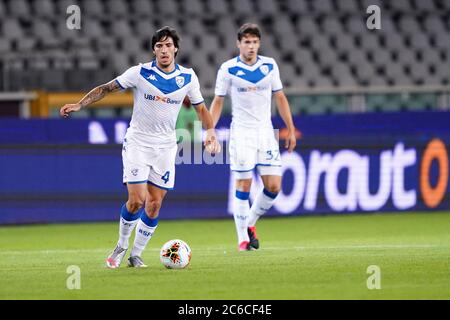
[115,79,125,90]
[272,88,283,93]
[147,180,174,191]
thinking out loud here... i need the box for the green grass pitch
[1,212,449,300]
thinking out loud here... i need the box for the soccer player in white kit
[60,27,221,268]
[210,23,297,251]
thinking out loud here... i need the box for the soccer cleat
[106,245,128,269]
[127,255,148,268]
[247,226,259,250]
[238,241,251,251]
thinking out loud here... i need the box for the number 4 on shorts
[161,171,170,184]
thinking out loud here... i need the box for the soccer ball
[160,239,191,269]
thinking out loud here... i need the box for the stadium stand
[0,0,449,115]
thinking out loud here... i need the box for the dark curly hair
[151,26,180,57]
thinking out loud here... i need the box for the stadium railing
[0,85,449,118]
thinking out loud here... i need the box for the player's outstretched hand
[285,130,297,152]
[60,103,82,118]
[204,129,221,154]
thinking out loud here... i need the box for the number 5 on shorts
[161,171,170,184]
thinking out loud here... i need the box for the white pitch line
[265,244,446,250]
[3,244,446,256]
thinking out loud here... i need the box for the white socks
[130,214,158,257]
[248,189,279,227]
[117,204,140,249]
[117,204,159,258]
[233,191,250,244]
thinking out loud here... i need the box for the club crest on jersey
[260,65,269,75]
[175,76,185,88]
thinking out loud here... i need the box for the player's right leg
[106,183,147,269]
[246,128,283,250]
[128,184,168,267]
[234,177,253,251]
[106,140,150,268]
[229,126,257,251]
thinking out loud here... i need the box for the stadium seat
[389,0,414,13]
[256,0,279,18]
[8,0,30,18]
[2,19,24,39]
[156,0,179,17]
[107,0,129,18]
[206,0,229,17]
[0,39,11,53]
[370,49,392,68]
[345,15,367,36]
[398,15,422,36]
[130,0,154,17]
[322,17,345,37]
[332,33,357,54]
[413,0,437,13]
[285,0,308,14]
[182,0,204,16]
[296,16,320,36]
[336,0,359,14]
[423,15,446,34]
[231,0,254,17]
[310,0,335,15]
[0,1,5,17]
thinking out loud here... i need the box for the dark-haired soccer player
[210,23,297,251]
[61,26,220,268]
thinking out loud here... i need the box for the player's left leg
[128,144,176,267]
[234,177,253,251]
[248,172,281,249]
[249,174,281,227]
[128,184,167,267]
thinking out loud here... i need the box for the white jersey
[116,60,204,148]
[214,55,283,129]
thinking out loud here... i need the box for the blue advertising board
[0,112,449,224]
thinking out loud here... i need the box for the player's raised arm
[209,95,225,128]
[194,102,221,154]
[59,80,121,118]
[274,90,297,152]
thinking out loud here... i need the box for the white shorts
[122,139,178,190]
[229,125,282,180]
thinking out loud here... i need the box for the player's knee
[127,199,145,213]
[265,183,281,194]
[145,199,162,218]
[236,179,252,192]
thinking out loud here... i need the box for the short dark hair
[151,26,180,56]
[237,23,261,41]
